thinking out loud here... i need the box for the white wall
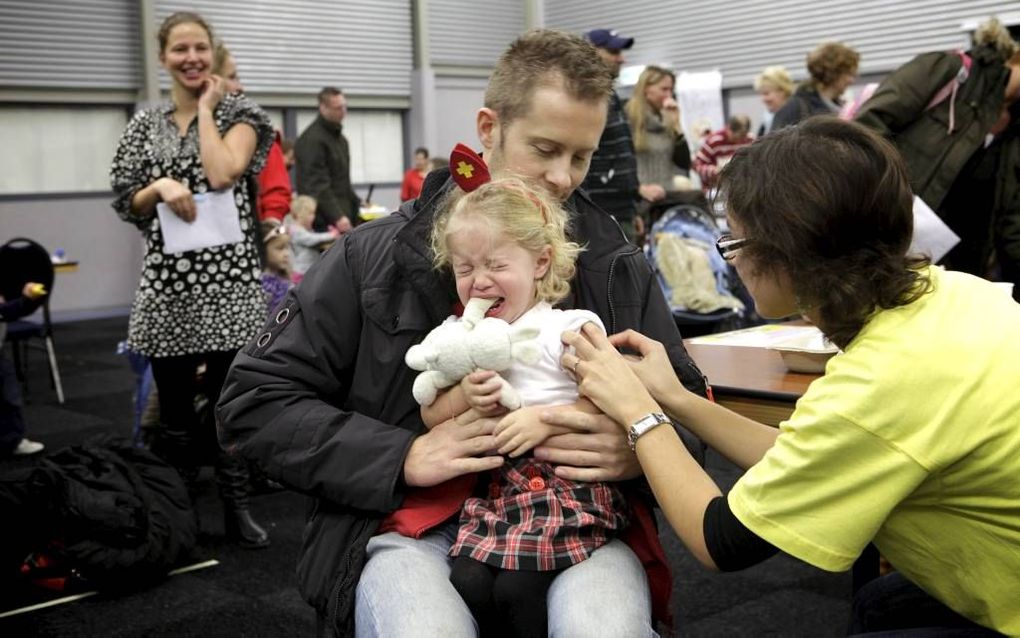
[0,195,144,320]
[433,75,488,156]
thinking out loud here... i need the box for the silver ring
[572,360,580,376]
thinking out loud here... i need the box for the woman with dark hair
[553,118,1020,635]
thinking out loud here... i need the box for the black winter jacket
[0,440,196,588]
[770,83,838,131]
[855,45,1010,211]
[217,168,707,635]
[295,115,360,228]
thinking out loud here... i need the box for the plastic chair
[0,237,64,404]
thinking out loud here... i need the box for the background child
[259,219,292,315]
[1,282,48,457]
[283,195,338,280]
[421,178,628,636]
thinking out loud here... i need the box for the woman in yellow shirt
[552,117,1020,635]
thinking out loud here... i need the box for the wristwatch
[628,412,670,450]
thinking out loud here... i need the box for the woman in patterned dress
[110,11,274,548]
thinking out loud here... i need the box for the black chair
[0,237,64,404]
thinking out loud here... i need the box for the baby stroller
[645,202,753,337]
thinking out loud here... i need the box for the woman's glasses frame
[716,234,749,261]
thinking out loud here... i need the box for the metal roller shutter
[546,0,1020,88]
[428,0,526,68]
[155,0,413,96]
[0,0,141,90]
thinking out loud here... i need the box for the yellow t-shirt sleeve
[728,397,929,572]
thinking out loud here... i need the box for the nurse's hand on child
[561,324,688,426]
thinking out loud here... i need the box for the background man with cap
[582,28,665,244]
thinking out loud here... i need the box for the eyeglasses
[716,233,750,261]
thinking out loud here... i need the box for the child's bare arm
[493,397,601,457]
[420,385,471,429]
[420,370,508,429]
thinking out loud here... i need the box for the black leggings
[449,556,559,638]
[148,350,250,507]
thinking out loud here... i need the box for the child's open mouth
[484,298,505,317]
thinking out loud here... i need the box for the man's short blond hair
[484,29,613,127]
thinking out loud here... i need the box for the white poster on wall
[676,70,725,152]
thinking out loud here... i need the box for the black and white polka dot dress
[111,94,274,358]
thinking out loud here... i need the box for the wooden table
[684,340,820,426]
[53,260,79,274]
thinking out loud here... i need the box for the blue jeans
[355,520,657,637]
[849,572,1000,636]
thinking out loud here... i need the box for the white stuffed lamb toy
[405,297,541,409]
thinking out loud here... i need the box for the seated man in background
[694,115,754,192]
[218,28,707,637]
[0,282,48,457]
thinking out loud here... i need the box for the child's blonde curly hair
[431,177,582,305]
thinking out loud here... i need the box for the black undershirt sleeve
[703,495,779,571]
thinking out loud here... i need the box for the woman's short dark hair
[718,117,930,348]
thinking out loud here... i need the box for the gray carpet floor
[1,317,851,636]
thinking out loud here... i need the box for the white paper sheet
[156,188,244,255]
[909,195,959,263]
[687,323,823,348]
[675,70,725,153]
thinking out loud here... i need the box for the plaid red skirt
[449,458,628,571]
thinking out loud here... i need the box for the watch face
[629,413,668,449]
